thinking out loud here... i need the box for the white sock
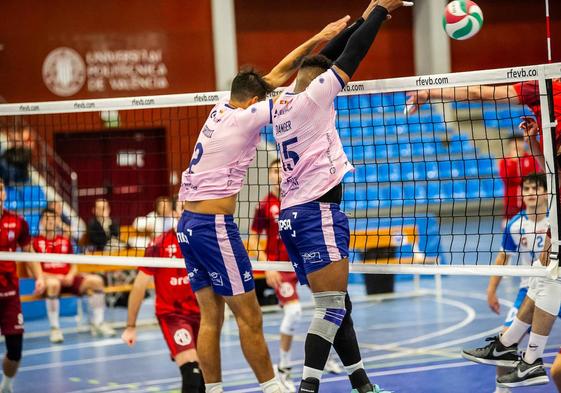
[494,386,511,393]
[302,365,323,381]
[260,377,282,393]
[500,317,530,347]
[46,296,60,329]
[88,291,105,326]
[0,374,13,390]
[524,332,548,364]
[279,348,291,370]
[345,360,364,375]
[205,382,224,393]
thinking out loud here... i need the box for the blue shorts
[279,202,350,286]
[176,211,255,297]
[504,287,561,327]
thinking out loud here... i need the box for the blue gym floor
[9,275,561,393]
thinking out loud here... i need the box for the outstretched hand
[316,15,351,42]
[405,90,429,115]
[378,0,413,13]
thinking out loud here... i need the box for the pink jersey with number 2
[179,98,272,201]
[272,69,354,209]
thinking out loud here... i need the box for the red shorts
[45,274,85,295]
[275,272,299,306]
[157,312,200,358]
[0,274,24,335]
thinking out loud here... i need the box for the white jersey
[271,69,354,209]
[179,98,272,201]
[502,211,549,288]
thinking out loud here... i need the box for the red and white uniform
[513,80,561,150]
[142,230,200,356]
[32,235,84,295]
[272,69,354,209]
[0,210,31,335]
[251,193,299,305]
[499,154,541,220]
[179,98,273,201]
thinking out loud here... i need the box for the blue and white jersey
[502,211,549,288]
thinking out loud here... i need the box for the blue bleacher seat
[478,158,496,177]
[452,180,467,199]
[467,179,481,198]
[425,161,438,180]
[367,185,378,200]
[398,143,412,159]
[370,94,382,109]
[451,160,464,177]
[337,109,350,128]
[348,95,360,109]
[358,95,370,109]
[336,96,348,110]
[377,164,390,182]
[27,213,41,236]
[464,159,479,177]
[437,161,452,179]
[413,162,426,181]
[400,162,414,181]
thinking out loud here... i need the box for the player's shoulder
[506,211,526,232]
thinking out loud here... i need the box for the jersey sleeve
[18,218,31,248]
[236,99,273,132]
[251,203,267,233]
[513,81,540,107]
[306,68,345,109]
[501,223,518,254]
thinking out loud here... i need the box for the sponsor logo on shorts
[209,272,224,287]
[279,282,295,298]
[173,328,192,346]
[301,251,323,264]
[278,219,292,231]
[243,271,252,282]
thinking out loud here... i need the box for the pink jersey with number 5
[272,69,353,209]
[179,98,273,201]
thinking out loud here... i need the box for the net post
[434,273,443,300]
[538,73,561,279]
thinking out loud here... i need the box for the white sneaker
[324,358,343,374]
[90,323,116,337]
[277,366,296,393]
[50,328,64,343]
[0,383,13,393]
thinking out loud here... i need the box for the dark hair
[269,158,281,169]
[41,207,57,218]
[231,68,273,102]
[300,54,333,72]
[523,172,547,191]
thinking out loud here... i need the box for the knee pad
[280,301,302,336]
[5,334,23,362]
[309,291,346,344]
[533,277,561,316]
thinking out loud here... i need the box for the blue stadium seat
[337,109,350,128]
[339,127,351,139]
[370,94,383,109]
[427,181,453,202]
[352,145,365,161]
[348,95,360,109]
[437,161,452,179]
[348,165,366,183]
[425,161,439,180]
[478,158,496,177]
[376,164,390,182]
[451,160,464,177]
[389,164,402,181]
[400,162,415,181]
[479,178,504,198]
[452,180,467,199]
[413,162,426,181]
[367,185,379,200]
[464,159,479,177]
[374,126,387,137]
[336,96,348,110]
[484,119,500,129]
[21,185,48,209]
[398,143,412,159]
[358,95,370,109]
[27,213,41,236]
[467,179,481,198]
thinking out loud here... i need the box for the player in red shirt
[33,208,115,343]
[122,200,203,393]
[249,159,341,391]
[0,178,45,393]
[499,135,541,223]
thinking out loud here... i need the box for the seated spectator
[129,196,174,248]
[86,198,120,251]
[0,142,31,186]
[33,208,115,343]
[499,134,541,225]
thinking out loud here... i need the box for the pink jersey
[272,69,353,209]
[179,98,273,201]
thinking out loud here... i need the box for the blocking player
[462,173,561,388]
[484,173,559,393]
[122,200,203,393]
[33,208,115,343]
[249,159,342,391]
[0,178,45,393]
[176,17,351,393]
[272,1,407,392]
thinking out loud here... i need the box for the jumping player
[0,178,45,393]
[176,18,351,393]
[122,200,203,393]
[33,208,115,343]
[272,1,407,392]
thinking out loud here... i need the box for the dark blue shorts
[177,211,255,296]
[279,202,350,285]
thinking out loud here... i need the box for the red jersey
[251,193,289,261]
[32,235,73,275]
[513,80,561,150]
[141,230,200,317]
[499,154,541,219]
[0,210,31,276]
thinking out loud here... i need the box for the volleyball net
[0,62,559,279]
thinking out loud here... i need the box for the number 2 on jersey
[188,143,203,173]
[280,137,300,171]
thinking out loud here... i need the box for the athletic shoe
[298,377,319,393]
[50,327,64,343]
[461,336,519,367]
[496,357,549,388]
[351,384,393,393]
[325,358,344,374]
[0,382,13,393]
[277,366,296,393]
[91,323,116,337]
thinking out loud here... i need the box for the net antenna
[545,0,552,63]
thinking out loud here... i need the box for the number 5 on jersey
[280,137,299,171]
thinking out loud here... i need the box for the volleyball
[443,0,484,40]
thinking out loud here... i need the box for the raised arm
[406,85,521,114]
[263,15,351,89]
